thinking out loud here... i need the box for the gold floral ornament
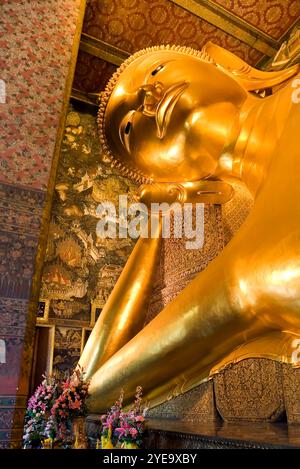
[91,176,128,204]
[56,238,82,267]
[66,111,81,127]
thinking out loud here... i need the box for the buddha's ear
[202,41,299,91]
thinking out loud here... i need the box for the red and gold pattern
[0,0,82,190]
[0,0,84,448]
[213,0,300,40]
[74,0,263,93]
[73,51,117,93]
[82,0,261,62]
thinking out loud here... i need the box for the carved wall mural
[83,0,262,60]
[53,326,82,378]
[38,104,137,376]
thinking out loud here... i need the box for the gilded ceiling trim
[279,18,300,43]
[80,33,129,66]
[255,55,272,70]
[71,88,99,106]
[168,0,278,57]
[256,19,300,70]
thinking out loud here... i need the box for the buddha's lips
[155,81,188,139]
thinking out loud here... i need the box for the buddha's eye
[151,65,164,76]
[120,111,135,153]
[125,121,131,134]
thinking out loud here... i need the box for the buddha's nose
[139,82,164,117]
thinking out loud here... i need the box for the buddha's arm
[79,223,161,380]
[87,213,300,412]
[86,99,300,412]
[86,227,269,412]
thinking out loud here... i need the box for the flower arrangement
[100,387,146,449]
[101,390,124,448]
[51,366,90,423]
[23,375,59,448]
[23,366,90,449]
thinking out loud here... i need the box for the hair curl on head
[97,44,214,184]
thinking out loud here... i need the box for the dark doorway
[30,326,54,394]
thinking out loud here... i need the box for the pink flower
[123,420,132,428]
[135,415,144,422]
[69,399,82,410]
[130,428,138,437]
[115,427,126,437]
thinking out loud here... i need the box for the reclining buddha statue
[79,42,300,413]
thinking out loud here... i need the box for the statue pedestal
[144,419,300,449]
[146,359,300,425]
[85,360,300,448]
[146,381,218,423]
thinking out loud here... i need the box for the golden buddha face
[103,49,247,182]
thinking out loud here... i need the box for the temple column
[0,0,86,447]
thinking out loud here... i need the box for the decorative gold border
[81,327,92,354]
[36,298,50,323]
[80,33,129,66]
[90,302,103,327]
[70,87,99,106]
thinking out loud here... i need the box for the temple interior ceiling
[212,0,299,39]
[73,0,300,94]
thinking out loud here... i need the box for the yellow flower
[42,438,53,449]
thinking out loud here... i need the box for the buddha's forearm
[79,227,161,379]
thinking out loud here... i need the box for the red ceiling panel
[73,50,117,93]
[82,0,262,64]
[213,0,300,39]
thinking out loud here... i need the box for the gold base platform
[85,415,300,449]
[144,420,300,449]
[146,358,300,424]
[85,357,300,448]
